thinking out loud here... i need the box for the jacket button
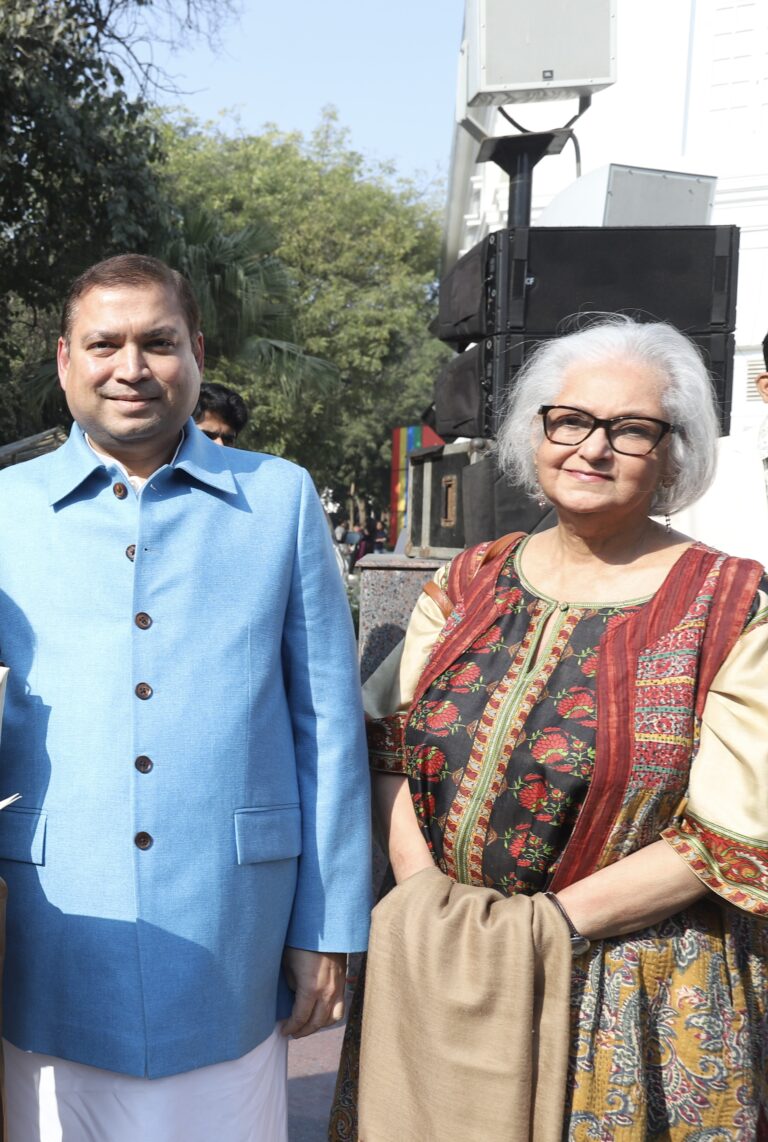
[113,482,128,499]
[135,612,152,629]
[134,832,153,850]
[126,544,136,561]
[135,682,153,700]
[135,755,153,774]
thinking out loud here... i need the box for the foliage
[0,295,70,439]
[0,0,448,503]
[0,0,237,441]
[5,0,238,97]
[161,110,450,506]
[163,206,294,357]
[0,0,173,317]
[161,205,338,393]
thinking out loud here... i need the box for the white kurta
[4,1027,288,1142]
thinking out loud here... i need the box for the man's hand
[281,947,347,1039]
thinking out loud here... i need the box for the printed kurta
[364,536,768,1140]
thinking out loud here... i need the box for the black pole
[476,130,571,229]
[508,150,534,227]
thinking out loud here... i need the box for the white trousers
[4,1027,288,1142]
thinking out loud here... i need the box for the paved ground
[287,1021,345,1141]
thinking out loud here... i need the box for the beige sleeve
[661,591,768,913]
[362,564,450,720]
[687,597,768,843]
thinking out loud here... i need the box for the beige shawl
[358,866,572,1142]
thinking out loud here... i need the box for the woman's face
[535,356,672,524]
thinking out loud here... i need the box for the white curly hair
[494,315,720,515]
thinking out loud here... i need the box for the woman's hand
[372,772,434,884]
[554,839,709,941]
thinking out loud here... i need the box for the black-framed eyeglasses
[202,429,238,446]
[538,405,677,457]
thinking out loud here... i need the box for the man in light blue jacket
[0,255,371,1140]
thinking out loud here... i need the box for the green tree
[162,205,336,385]
[163,207,294,358]
[163,204,343,456]
[0,0,237,442]
[162,111,450,507]
[0,0,171,316]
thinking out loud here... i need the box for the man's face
[195,410,238,446]
[57,282,204,462]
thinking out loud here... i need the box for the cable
[563,95,593,129]
[499,93,592,135]
[570,132,582,177]
[498,107,531,133]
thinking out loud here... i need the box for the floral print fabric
[391,542,768,1139]
[405,551,644,895]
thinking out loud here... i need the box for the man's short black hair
[762,332,768,372]
[193,382,249,434]
[62,254,201,346]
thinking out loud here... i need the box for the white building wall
[446,0,768,429]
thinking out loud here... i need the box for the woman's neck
[548,514,667,564]
[519,517,692,605]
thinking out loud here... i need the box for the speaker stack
[436,224,738,437]
[408,224,740,557]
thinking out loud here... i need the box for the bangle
[544,892,591,956]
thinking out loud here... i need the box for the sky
[146,0,467,186]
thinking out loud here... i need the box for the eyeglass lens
[542,408,668,456]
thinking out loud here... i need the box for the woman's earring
[533,482,548,510]
[660,474,674,533]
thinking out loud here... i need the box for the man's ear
[194,332,204,375]
[57,337,70,392]
[756,372,768,404]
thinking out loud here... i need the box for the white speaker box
[536,164,717,226]
[464,0,617,106]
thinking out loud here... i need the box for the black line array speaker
[422,222,740,553]
[433,342,491,440]
[435,330,736,439]
[436,226,739,346]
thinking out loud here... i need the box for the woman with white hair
[331,317,768,1141]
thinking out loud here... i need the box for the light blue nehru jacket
[0,422,371,1077]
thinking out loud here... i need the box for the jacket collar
[174,420,239,495]
[48,420,238,506]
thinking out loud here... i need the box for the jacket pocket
[234,805,302,865]
[0,806,47,865]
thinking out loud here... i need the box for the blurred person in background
[193,380,248,446]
